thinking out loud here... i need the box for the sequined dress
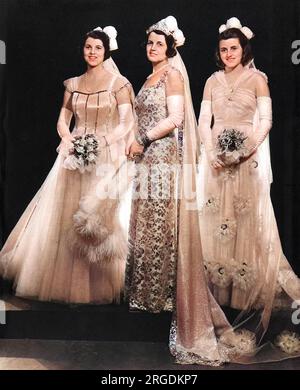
[125,70,181,312]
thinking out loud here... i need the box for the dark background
[0,0,299,273]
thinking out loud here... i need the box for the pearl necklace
[146,63,169,79]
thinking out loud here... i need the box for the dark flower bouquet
[216,129,248,165]
[63,134,99,173]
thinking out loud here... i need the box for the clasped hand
[209,150,241,169]
[127,139,144,160]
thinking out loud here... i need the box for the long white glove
[104,103,135,146]
[57,82,76,155]
[198,100,227,168]
[198,100,215,160]
[246,96,272,155]
[57,93,74,156]
[147,95,184,140]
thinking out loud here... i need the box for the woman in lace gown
[196,18,300,361]
[125,16,240,366]
[125,17,186,313]
[0,27,135,304]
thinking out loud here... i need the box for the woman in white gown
[188,17,300,364]
[0,27,135,304]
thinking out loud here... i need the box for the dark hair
[215,28,253,69]
[83,30,111,61]
[147,30,177,58]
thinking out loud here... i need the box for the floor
[0,295,300,370]
[0,338,300,370]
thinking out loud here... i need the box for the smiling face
[219,38,243,70]
[146,32,168,64]
[83,37,105,67]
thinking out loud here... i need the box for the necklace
[146,63,169,79]
[224,65,244,89]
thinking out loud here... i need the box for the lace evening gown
[125,68,183,312]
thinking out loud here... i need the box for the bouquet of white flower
[63,134,99,173]
[216,129,248,166]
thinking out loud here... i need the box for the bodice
[211,68,260,130]
[71,89,113,135]
[63,73,130,137]
[135,71,170,136]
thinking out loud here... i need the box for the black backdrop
[0,0,299,273]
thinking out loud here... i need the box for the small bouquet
[63,134,99,173]
[216,129,248,165]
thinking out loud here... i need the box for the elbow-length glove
[104,103,135,161]
[245,96,272,156]
[104,103,135,145]
[137,95,184,146]
[198,100,215,162]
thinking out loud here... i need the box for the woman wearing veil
[125,16,186,313]
[126,15,300,366]
[125,16,233,365]
[0,27,135,304]
[195,17,300,364]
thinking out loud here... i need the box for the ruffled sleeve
[112,75,131,92]
[254,69,268,83]
[63,77,76,93]
[111,76,133,104]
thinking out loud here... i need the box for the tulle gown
[0,72,135,304]
[198,67,300,358]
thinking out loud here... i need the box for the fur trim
[69,195,128,264]
[73,211,110,243]
[73,196,119,242]
[69,226,127,264]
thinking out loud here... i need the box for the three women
[0,15,299,365]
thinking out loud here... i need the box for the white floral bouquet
[217,129,248,165]
[63,134,99,173]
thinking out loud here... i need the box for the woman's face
[219,38,243,70]
[146,32,168,63]
[83,37,105,67]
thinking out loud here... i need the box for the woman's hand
[241,136,257,161]
[61,135,75,153]
[208,150,225,169]
[128,139,144,159]
[98,136,108,148]
[218,151,241,167]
